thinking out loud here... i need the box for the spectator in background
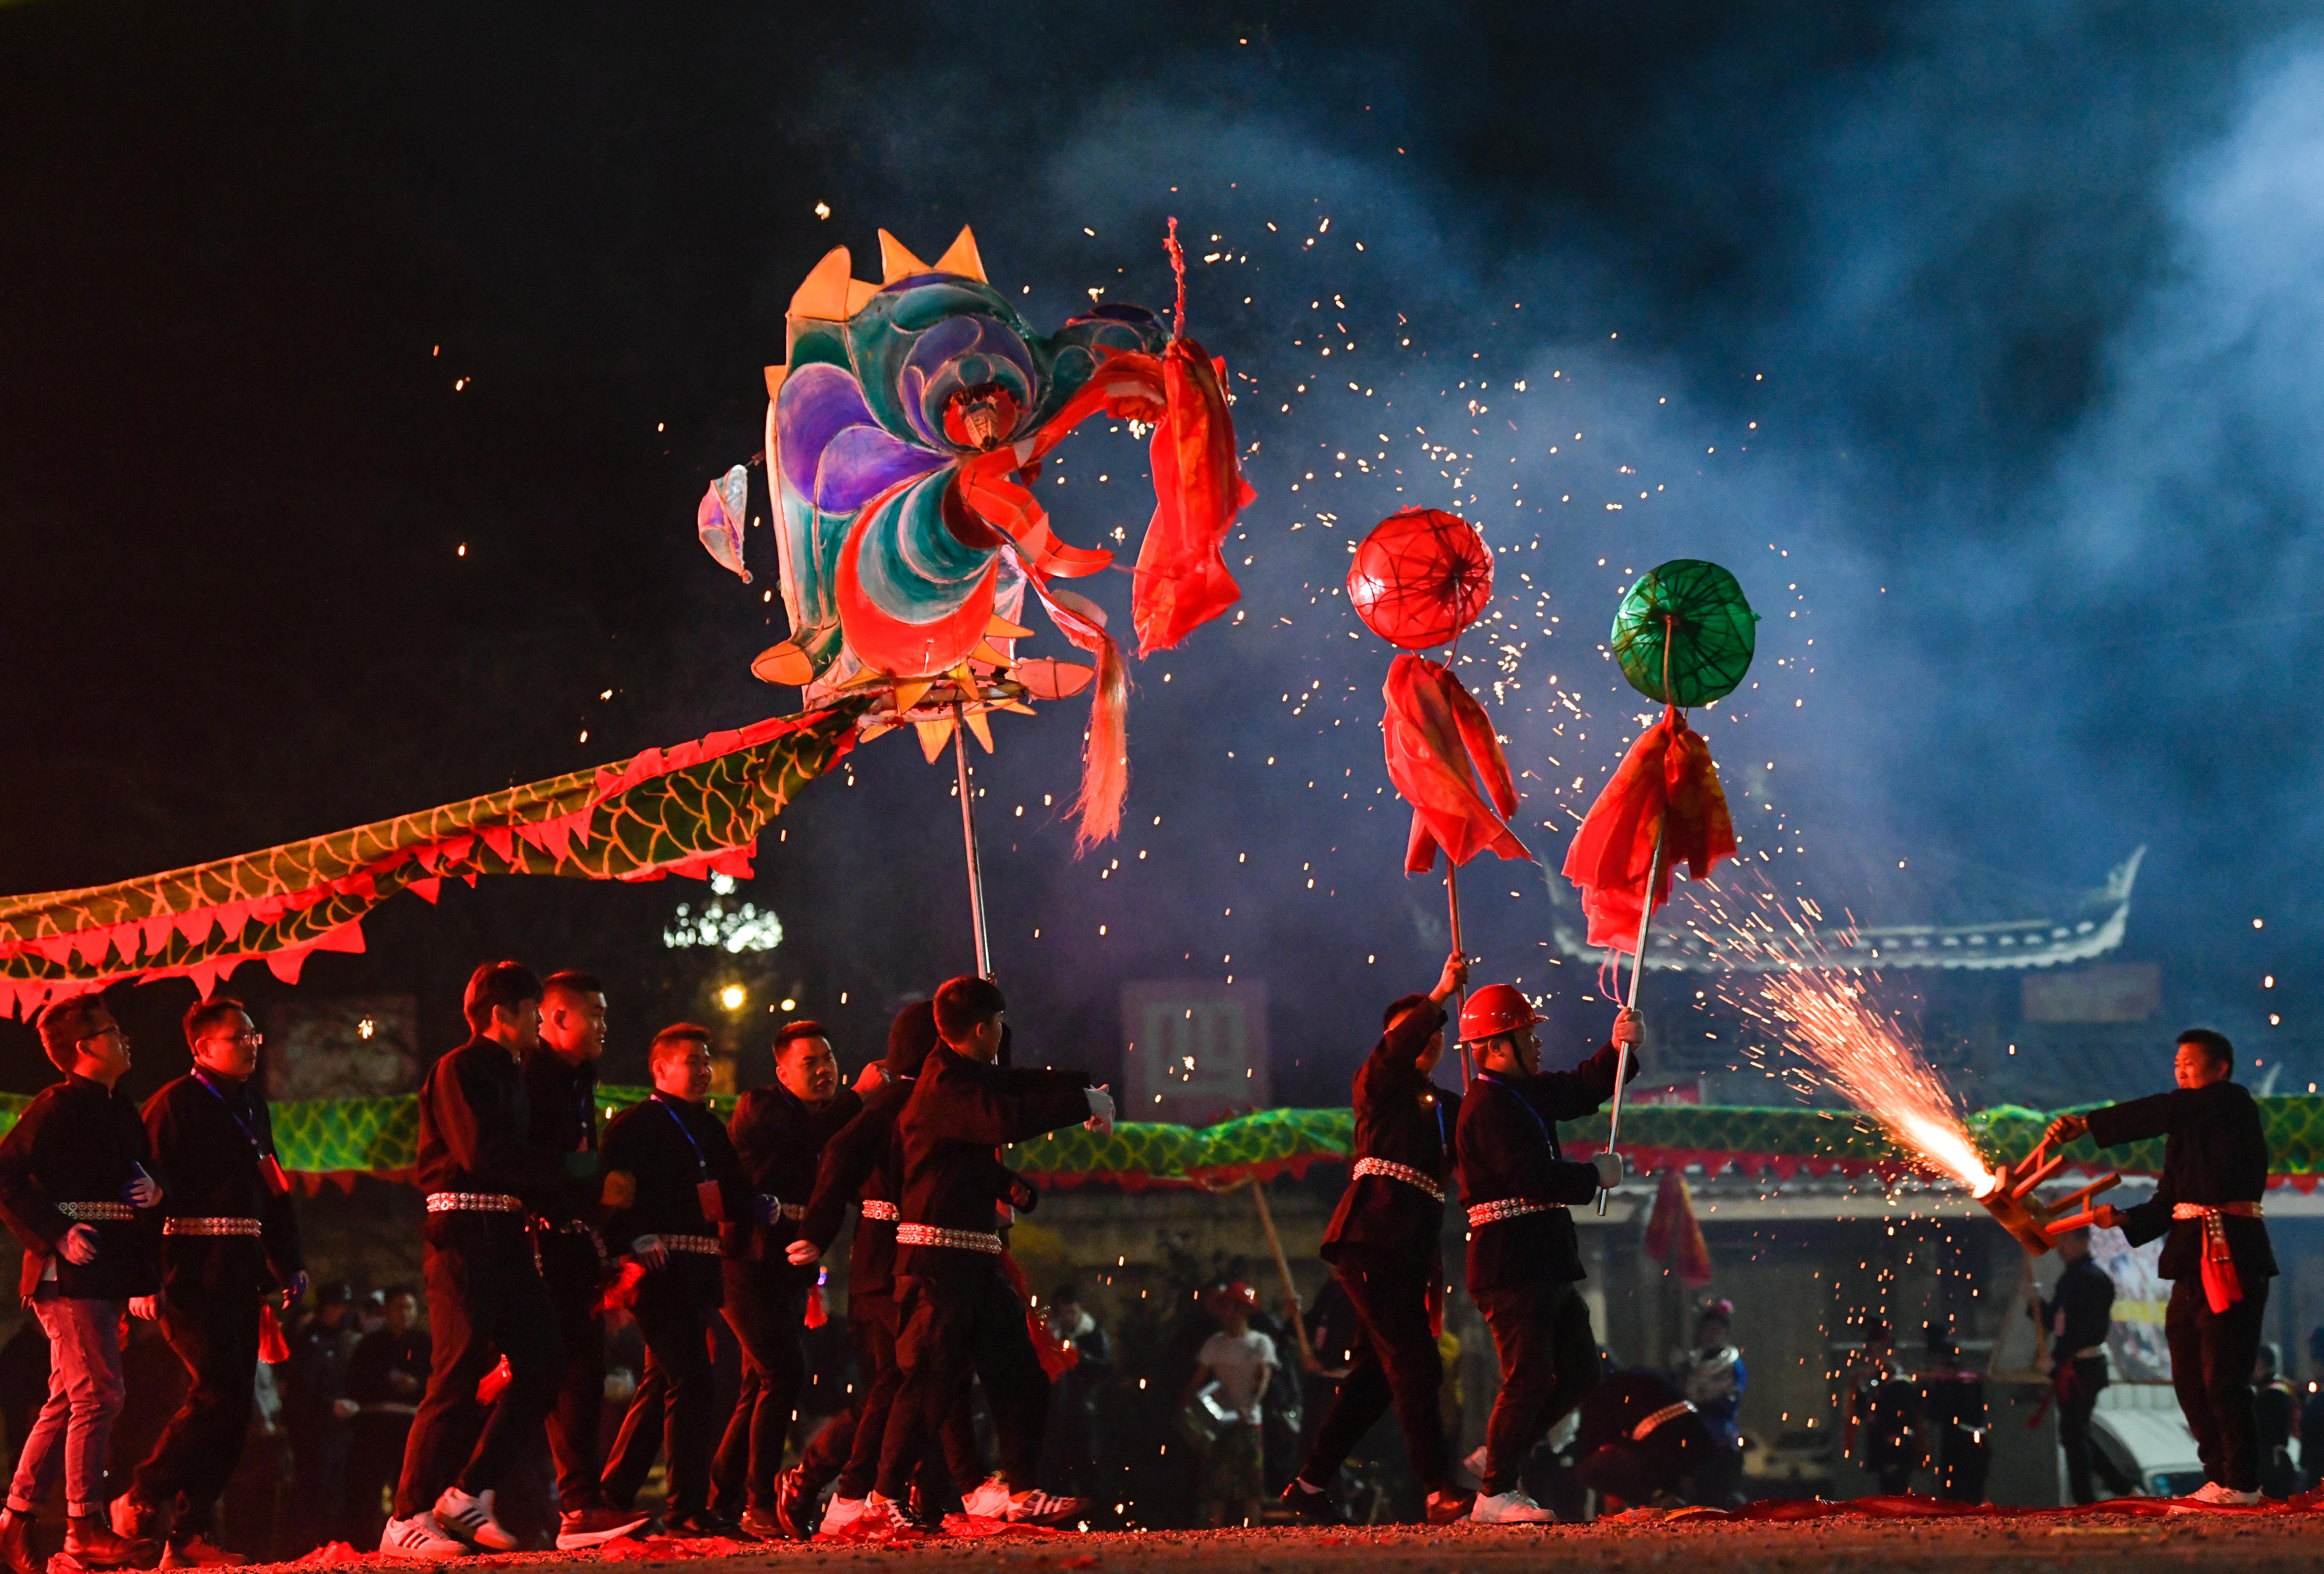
[1042,1286,1112,1503]
[1186,1283,1276,1527]
[2038,1228,2130,1504]
[1918,1321,1990,1505]
[285,1284,359,1550]
[1844,1321,1919,1496]
[2304,1327,2324,1494]
[347,1290,430,1549]
[0,1320,49,1486]
[2253,1343,2299,1499]
[1669,1300,1746,1507]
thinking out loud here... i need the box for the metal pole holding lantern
[952,701,992,979]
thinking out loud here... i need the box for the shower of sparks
[1699,876,1996,1196]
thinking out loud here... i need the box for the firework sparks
[1702,879,1996,1195]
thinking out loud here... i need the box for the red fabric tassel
[475,1354,513,1405]
[2200,1212,2245,1312]
[1643,1171,1715,1287]
[1382,654,1532,873]
[804,1267,828,1329]
[1132,339,1252,657]
[258,1303,290,1366]
[1562,709,1737,953]
[1033,584,1129,853]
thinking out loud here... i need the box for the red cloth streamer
[1562,709,1737,953]
[258,1303,290,1366]
[1381,654,1532,873]
[2197,1209,2246,1314]
[475,1354,512,1405]
[805,1268,829,1330]
[1132,338,1252,658]
[1643,1171,1714,1287]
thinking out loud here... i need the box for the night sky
[5,1,2319,1101]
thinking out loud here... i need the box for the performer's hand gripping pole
[1596,820,1665,1216]
[952,701,992,979]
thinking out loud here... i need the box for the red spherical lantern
[1347,508,1494,649]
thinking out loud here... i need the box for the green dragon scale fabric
[0,703,866,1014]
[2,1093,2311,1192]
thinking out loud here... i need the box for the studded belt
[862,1200,900,1222]
[660,1234,722,1256]
[2172,1201,2262,1269]
[1631,1400,1696,1441]
[1466,1197,1562,1227]
[163,1217,262,1237]
[1354,1157,1446,1204]
[896,1223,1003,1254]
[778,1203,807,1221]
[55,1202,135,1223]
[425,1192,524,1214]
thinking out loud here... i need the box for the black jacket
[0,1074,161,1301]
[600,1092,753,1304]
[520,1048,602,1224]
[726,1082,862,1269]
[1454,1041,1634,1291]
[414,1037,567,1226]
[2043,1256,2115,1357]
[143,1071,304,1298]
[348,1325,430,1411]
[799,1079,910,1298]
[895,1047,1089,1274]
[2086,1080,2276,1281]
[1321,999,1459,1271]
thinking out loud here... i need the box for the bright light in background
[663,872,784,953]
[780,997,798,1012]
[719,984,746,1011]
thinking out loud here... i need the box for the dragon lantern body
[740,228,1252,846]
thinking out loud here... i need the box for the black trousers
[880,1261,1044,1498]
[132,1278,261,1533]
[2055,1358,2130,1504]
[837,1290,979,1501]
[2167,1274,2270,1491]
[710,1264,807,1516]
[537,1231,610,1511]
[602,1266,720,1517]
[1472,1279,1598,1496]
[1299,1251,1447,1493]
[394,1217,563,1517]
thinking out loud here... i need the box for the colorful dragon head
[734,226,1253,846]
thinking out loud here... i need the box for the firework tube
[1596,819,1666,1217]
[2009,1152,2068,1200]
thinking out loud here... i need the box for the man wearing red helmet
[1453,985,1639,1524]
[1281,951,1472,1527]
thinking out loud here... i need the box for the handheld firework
[1973,1136,2122,1255]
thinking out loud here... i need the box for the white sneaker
[857,1494,917,1538]
[2171,1481,2262,1510]
[813,1498,867,1539]
[380,1512,468,1559]
[1002,1487,1087,1525]
[1470,1488,1555,1524]
[433,1488,520,1551]
[960,1477,1013,1519]
[1462,1446,1491,1484]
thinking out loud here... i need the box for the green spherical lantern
[1610,559,1758,707]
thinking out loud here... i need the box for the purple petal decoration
[697,464,752,583]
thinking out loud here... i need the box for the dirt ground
[250,1513,2324,1574]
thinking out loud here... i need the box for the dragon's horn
[935,227,986,283]
[879,230,931,284]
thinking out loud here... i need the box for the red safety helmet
[1459,983,1545,1044]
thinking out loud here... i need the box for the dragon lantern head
[733,226,1253,848]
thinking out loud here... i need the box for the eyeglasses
[202,1032,264,1048]
[80,1026,130,1047]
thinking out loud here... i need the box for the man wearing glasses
[112,996,308,1566]
[0,993,166,1574]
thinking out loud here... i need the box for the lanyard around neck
[1473,1071,1551,1145]
[192,1071,269,1156]
[651,1093,708,1178]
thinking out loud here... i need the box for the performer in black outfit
[1281,952,1470,1526]
[521,971,648,1550]
[2047,1027,2277,1506]
[0,993,165,1574]
[2036,1227,2130,1504]
[1569,1367,1712,1508]
[1452,982,1636,1524]
[382,961,570,1559]
[790,1004,983,1538]
[870,976,1109,1532]
[711,1021,865,1536]
[347,1289,431,1552]
[597,1024,762,1534]
[115,996,307,1567]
